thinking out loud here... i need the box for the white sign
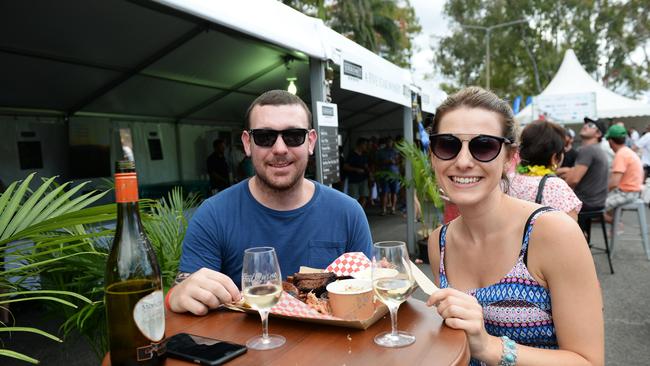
[316,101,338,127]
[340,56,410,107]
[532,92,597,123]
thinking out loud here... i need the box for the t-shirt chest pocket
[308,240,346,269]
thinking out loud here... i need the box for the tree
[282,0,421,68]
[433,0,650,99]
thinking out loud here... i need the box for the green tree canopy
[282,0,421,68]
[434,0,650,100]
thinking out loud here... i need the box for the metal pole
[486,30,491,90]
[403,104,416,254]
[309,58,326,183]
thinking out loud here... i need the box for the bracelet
[164,286,175,311]
[498,336,518,366]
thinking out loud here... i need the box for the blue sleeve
[347,202,373,259]
[179,201,222,273]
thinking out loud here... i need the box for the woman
[426,87,603,365]
[509,120,582,220]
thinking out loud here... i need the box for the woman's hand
[427,288,497,361]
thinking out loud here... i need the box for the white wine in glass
[372,241,415,348]
[242,247,285,350]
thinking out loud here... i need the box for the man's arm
[557,164,589,188]
[608,172,622,191]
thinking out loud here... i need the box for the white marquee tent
[515,49,650,124]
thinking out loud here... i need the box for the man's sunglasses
[248,128,309,147]
[429,133,513,162]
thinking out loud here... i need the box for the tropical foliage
[394,140,444,239]
[283,0,421,67]
[0,175,199,361]
[435,0,650,99]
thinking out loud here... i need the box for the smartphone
[166,333,247,365]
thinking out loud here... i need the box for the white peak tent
[515,49,650,125]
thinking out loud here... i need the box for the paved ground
[3,204,650,365]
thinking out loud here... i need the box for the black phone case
[166,333,247,366]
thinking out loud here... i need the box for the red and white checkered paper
[243,252,371,321]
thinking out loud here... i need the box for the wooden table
[103,299,469,365]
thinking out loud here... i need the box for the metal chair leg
[599,213,614,274]
[636,203,650,260]
[610,207,622,255]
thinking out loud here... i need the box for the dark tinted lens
[281,129,307,147]
[432,135,461,160]
[252,130,279,147]
[469,136,502,162]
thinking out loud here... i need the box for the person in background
[206,138,230,195]
[633,123,650,179]
[509,120,582,220]
[603,124,644,223]
[168,90,372,315]
[425,87,603,365]
[343,137,370,207]
[561,127,578,168]
[377,136,401,215]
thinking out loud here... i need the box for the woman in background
[426,87,603,365]
[509,120,582,220]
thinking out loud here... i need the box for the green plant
[0,174,200,361]
[394,140,444,239]
[0,173,110,363]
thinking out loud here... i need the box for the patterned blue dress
[438,207,558,365]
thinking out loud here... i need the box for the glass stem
[259,309,270,342]
[389,304,400,337]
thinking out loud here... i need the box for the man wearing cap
[557,118,609,234]
[603,123,644,222]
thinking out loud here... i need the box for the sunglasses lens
[252,131,278,147]
[281,130,307,147]
[431,135,461,160]
[469,136,502,162]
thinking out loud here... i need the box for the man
[602,124,644,222]
[633,123,650,179]
[343,137,370,207]
[206,139,230,194]
[560,128,577,168]
[556,118,609,234]
[168,90,373,315]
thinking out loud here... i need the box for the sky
[410,0,449,81]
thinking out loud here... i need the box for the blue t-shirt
[179,179,373,287]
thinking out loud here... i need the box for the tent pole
[403,101,416,255]
[175,121,183,184]
[309,58,326,184]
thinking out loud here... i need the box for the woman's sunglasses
[248,128,309,147]
[429,133,512,162]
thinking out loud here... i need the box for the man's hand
[168,268,241,315]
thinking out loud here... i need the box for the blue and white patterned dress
[438,207,558,365]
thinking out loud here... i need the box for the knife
[409,260,438,296]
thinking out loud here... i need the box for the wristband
[165,286,175,311]
[498,336,518,366]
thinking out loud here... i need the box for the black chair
[578,209,614,274]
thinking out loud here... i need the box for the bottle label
[133,290,165,342]
[115,172,139,203]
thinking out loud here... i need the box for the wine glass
[372,241,416,347]
[241,247,285,350]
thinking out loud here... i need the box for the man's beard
[254,160,306,193]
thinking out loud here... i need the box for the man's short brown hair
[244,90,312,129]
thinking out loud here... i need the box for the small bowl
[326,279,374,320]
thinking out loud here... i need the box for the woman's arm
[427,226,443,287]
[427,212,604,366]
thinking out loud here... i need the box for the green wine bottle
[105,160,165,365]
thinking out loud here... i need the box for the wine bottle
[105,160,165,365]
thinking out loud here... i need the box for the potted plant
[394,140,444,263]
